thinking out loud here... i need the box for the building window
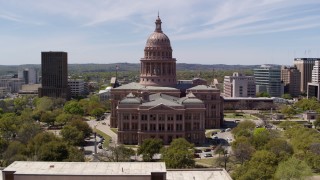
[150,114,156,121]
[123,123,129,130]
[150,124,156,131]
[193,113,200,120]
[193,122,200,130]
[131,114,138,120]
[141,124,148,131]
[123,114,129,120]
[176,124,183,131]
[141,114,148,121]
[132,123,138,130]
[158,114,165,121]
[185,123,191,131]
[159,124,165,131]
[176,114,182,121]
[167,124,173,131]
[167,114,173,121]
[185,113,192,120]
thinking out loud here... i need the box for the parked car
[204,149,211,152]
[211,145,217,150]
[211,131,217,136]
[204,153,213,158]
[220,129,225,133]
[195,149,202,153]
[194,153,200,158]
[225,128,231,132]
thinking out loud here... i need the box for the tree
[35,97,54,111]
[314,117,320,129]
[55,113,72,126]
[265,138,293,162]
[2,141,28,166]
[102,145,135,162]
[40,111,55,126]
[232,150,278,180]
[232,139,255,164]
[0,113,21,140]
[60,125,84,146]
[90,108,104,119]
[256,92,270,97]
[64,100,84,115]
[281,93,292,99]
[38,141,69,161]
[280,105,296,119]
[231,120,255,138]
[275,157,312,180]
[252,128,270,149]
[137,138,163,162]
[69,118,92,138]
[161,138,195,168]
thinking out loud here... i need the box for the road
[86,113,118,147]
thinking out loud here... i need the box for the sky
[1,0,320,65]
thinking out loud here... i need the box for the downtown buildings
[254,65,283,97]
[294,58,320,93]
[38,51,70,100]
[281,66,301,97]
[110,16,223,145]
[223,72,256,97]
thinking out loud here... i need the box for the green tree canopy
[64,100,84,115]
[104,145,135,162]
[161,138,195,168]
[60,125,85,146]
[137,138,163,162]
[275,157,312,180]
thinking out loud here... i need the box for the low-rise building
[1,161,232,180]
[223,72,255,97]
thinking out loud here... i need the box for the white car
[212,136,218,139]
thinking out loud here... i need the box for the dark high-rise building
[38,51,70,100]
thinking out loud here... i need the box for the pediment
[148,104,175,111]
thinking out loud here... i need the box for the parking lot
[194,128,233,159]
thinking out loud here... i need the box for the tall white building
[307,61,320,100]
[223,72,256,97]
[18,68,38,84]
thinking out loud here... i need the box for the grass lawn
[94,128,111,148]
[195,158,215,167]
[110,128,118,134]
[205,129,219,138]
[224,113,258,120]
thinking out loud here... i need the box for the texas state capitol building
[110,15,223,145]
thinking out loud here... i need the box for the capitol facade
[110,15,223,145]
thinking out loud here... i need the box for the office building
[281,66,301,97]
[294,58,320,93]
[0,78,25,93]
[254,65,283,97]
[68,79,86,98]
[307,60,320,100]
[38,52,70,100]
[223,72,256,97]
[18,68,38,84]
[110,15,223,145]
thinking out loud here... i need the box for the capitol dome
[139,15,177,87]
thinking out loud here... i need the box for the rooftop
[3,161,166,176]
[167,169,232,180]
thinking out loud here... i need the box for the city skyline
[1,0,320,65]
